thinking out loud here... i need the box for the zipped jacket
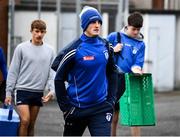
[107,26,145,73]
[52,34,117,112]
[0,47,7,80]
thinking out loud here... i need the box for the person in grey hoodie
[107,12,145,136]
[5,19,55,136]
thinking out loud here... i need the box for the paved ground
[35,91,180,136]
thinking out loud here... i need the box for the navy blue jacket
[52,34,117,112]
[0,47,7,80]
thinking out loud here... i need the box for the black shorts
[114,102,120,111]
[15,90,43,106]
[114,73,126,111]
[116,73,126,101]
[0,80,6,102]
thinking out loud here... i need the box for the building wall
[168,0,180,10]
[175,15,180,89]
[14,11,57,53]
[143,14,175,92]
[13,11,109,54]
[13,11,180,91]
[130,0,152,9]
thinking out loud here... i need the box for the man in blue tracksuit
[0,47,7,80]
[107,12,145,136]
[0,47,7,102]
[52,6,117,136]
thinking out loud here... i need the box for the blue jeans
[63,100,114,136]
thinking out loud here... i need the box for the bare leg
[131,127,141,137]
[16,105,30,136]
[28,106,40,136]
[111,111,119,136]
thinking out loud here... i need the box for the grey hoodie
[6,41,55,97]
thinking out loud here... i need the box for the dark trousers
[0,80,6,102]
[63,101,114,136]
[116,73,126,102]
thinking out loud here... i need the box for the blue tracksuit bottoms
[63,100,114,136]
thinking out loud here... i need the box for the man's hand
[113,43,123,53]
[131,67,143,75]
[42,91,54,103]
[4,96,12,105]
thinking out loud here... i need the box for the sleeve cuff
[6,91,12,97]
[131,65,141,70]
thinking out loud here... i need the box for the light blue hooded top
[107,26,145,73]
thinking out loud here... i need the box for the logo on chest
[83,56,95,61]
[132,47,138,54]
[103,50,109,60]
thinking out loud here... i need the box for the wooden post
[152,0,164,10]
[0,0,8,57]
[0,0,8,80]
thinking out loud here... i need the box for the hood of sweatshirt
[120,26,144,41]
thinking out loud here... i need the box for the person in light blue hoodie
[107,12,145,136]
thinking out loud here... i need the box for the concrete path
[35,91,180,136]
